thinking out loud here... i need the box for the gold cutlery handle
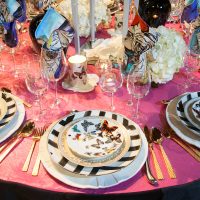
[172,137,200,162]
[0,138,23,163]
[150,147,164,180]
[159,144,176,179]
[22,141,37,172]
[32,154,40,176]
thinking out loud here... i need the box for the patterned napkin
[181,0,199,23]
[0,0,26,47]
[35,8,74,50]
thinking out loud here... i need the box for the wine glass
[99,66,123,111]
[41,46,67,108]
[169,0,184,24]
[95,58,112,76]
[25,54,48,122]
[127,60,151,122]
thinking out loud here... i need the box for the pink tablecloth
[0,27,200,194]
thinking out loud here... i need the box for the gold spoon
[152,127,176,179]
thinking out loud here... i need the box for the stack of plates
[0,92,25,143]
[39,110,148,189]
[166,91,200,148]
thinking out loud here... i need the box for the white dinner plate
[48,110,142,176]
[0,97,7,121]
[39,117,148,189]
[0,92,17,131]
[0,93,25,143]
[176,92,200,136]
[166,93,200,148]
[184,98,200,131]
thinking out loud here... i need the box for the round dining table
[0,22,200,200]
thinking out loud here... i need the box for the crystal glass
[95,58,112,76]
[99,66,123,111]
[41,46,67,108]
[25,54,48,122]
[127,61,151,121]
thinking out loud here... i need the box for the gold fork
[22,127,46,172]
[32,126,48,176]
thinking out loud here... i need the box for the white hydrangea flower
[58,0,109,37]
[148,26,187,84]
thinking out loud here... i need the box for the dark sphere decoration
[29,13,44,53]
[138,0,171,28]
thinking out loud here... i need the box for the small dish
[62,74,99,93]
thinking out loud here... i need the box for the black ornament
[138,0,171,28]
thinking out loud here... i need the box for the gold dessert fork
[152,127,176,179]
[22,126,46,172]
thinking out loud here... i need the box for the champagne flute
[25,55,48,122]
[99,66,123,111]
[41,46,67,108]
[127,60,151,121]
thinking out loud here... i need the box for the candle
[71,0,80,54]
[122,0,131,38]
[90,0,95,42]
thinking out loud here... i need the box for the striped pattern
[47,110,141,176]
[176,92,200,135]
[0,92,16,129]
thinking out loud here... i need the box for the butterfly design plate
[0,92,17,131]
[192,100,200,122]
[0,97,7,121]
[176,92,200,136]
[184,98,200,130]
[47,110,142,176]
[58,117,131,167]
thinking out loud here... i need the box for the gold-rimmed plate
[58,116,131,167]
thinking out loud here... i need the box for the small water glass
[127,62,151,122]
[99,67,123,111]
[25,55,48,122]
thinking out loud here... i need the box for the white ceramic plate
[58,116,131,167]
[47,110,142,176]
[0,92,17,131]
[62,74,99,93]
[0,97,7,121]
[176,92,200,136]
[0,93,25,143]
[39,118,148,189]
[166,93,200,148]
[184,98,200,131]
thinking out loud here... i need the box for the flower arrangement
[58,0,113,37]
[147,26,187,84]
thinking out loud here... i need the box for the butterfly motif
[110,133,122,143]
[72,125,81,133]
[101,120,118,135]
[91,139,104,149]
[72,68,86,79]
[81,120,94,132]
[95,123,101,130]
[73,133,81,141]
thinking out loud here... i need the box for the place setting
[39,110,148,189]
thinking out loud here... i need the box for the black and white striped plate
[0,92,17,131]
[176,92,200,136]
[47,110,142,176]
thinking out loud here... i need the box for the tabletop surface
[0,23,200,194]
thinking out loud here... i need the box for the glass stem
[127,94,133,106]
[55,80,58,105]
[111,92,114,111]
[135,98,140,119]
